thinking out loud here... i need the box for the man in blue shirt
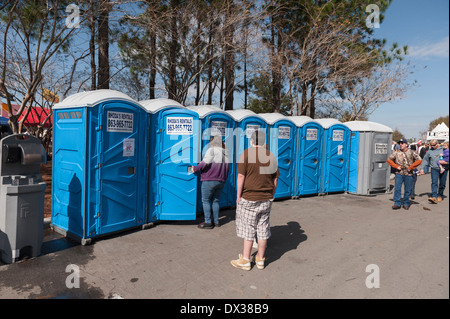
[420,139,448,203]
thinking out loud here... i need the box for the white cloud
[408,36,449,58]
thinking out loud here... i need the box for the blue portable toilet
[226,109,268,196]
[226,109,268,161]
[258,113,296,199]
[52,90,149,244]
[141,99,200,221]
[345,121,393,195]
[315,118,351,194]
[187,105,235,208]
[290,116,324,197]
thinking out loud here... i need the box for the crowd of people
[388,139,449,209]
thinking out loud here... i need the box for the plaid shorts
[236,198,272,241]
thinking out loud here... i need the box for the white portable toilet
[345,121,393,195]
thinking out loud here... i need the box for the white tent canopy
[427,122,449,142]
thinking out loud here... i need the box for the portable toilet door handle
[128,167,136,175]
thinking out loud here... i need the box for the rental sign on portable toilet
[51,90,149,245]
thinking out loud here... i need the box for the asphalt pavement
[0,173,448,299]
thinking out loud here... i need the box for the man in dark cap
[387,139,422,210]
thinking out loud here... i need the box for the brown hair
[210,135,226,149]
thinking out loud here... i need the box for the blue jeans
[430,168,448,198]
[393,174,412,207]
[201,181,225,224]
[411,171,417,197]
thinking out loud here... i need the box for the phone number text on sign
[107,111,133,133]
[167,117,193,135]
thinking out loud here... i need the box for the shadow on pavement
[264,221,307,267]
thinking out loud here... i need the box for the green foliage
[392,128,405,142]
[247,72,291,115]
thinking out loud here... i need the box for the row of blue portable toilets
[51,90,393,244]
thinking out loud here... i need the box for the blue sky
[369,0,449,139]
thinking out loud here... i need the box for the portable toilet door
[316,118,351,194]
[52,90,148,243]
[187,105,235,208]
[259,113,296,199]
[226,109,268,196]
[141,99,200,221]
[345,121,393,195]
[290,116,323,196]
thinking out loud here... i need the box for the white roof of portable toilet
[187,105,227,118]
[258,113,292,125]
[54,89,138,109]
[344,121,393,133]
[139,98,183,114]
[315,118,342,129]
[288,115,315,127]
[226,109,262,121]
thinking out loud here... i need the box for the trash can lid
[54,89,139,109]
[140,98,183,114]
[344,121,393,133]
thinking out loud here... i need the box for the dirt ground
[40,162,52,218]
